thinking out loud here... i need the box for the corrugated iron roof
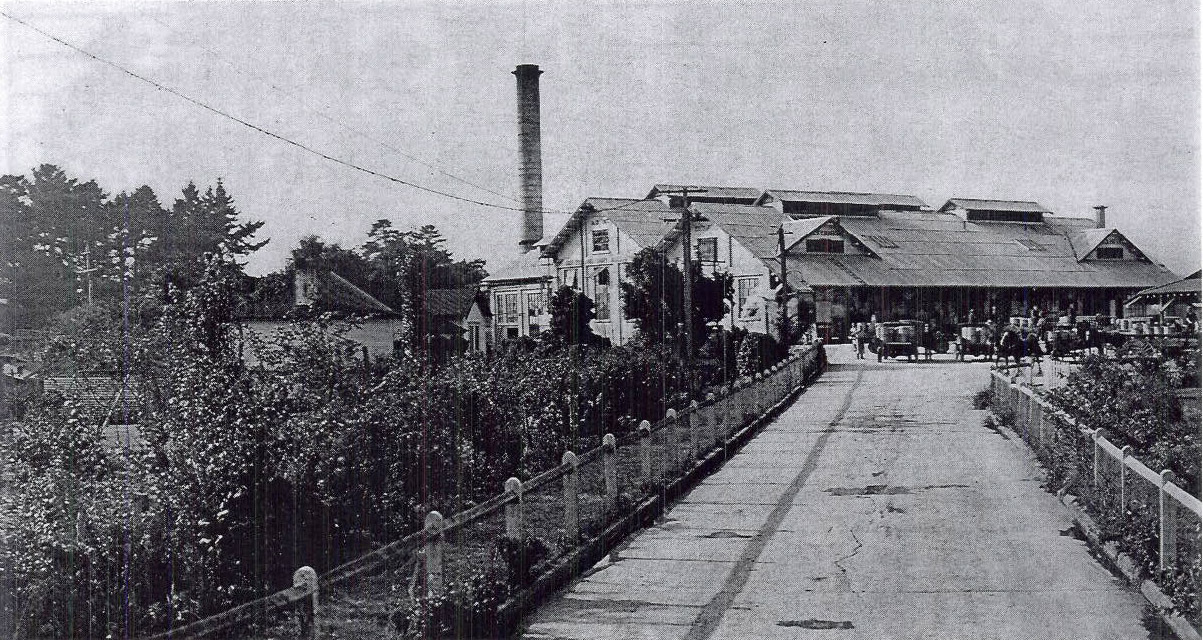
[541,198,681,257]
[760,190,928,209]
[657,203,787,262]
[648,184,763,201]
[1129,271,1200,300]
[784,210,1177,289]
[481,254,551,283]
[940,198,1051,213]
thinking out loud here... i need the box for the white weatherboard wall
[551,214,649,345]
[661,222,774,335]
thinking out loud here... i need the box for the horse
[996,326,1024,368]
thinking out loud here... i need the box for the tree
[620,247,729,352]
[548,285,598,345]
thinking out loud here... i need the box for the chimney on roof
[1093,205,1107,229]
[514,64,544,253]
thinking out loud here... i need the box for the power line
[2,10,540,213]
[142,13,520,205]
[2,10,674,222]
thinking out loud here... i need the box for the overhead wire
[141,13,521,206]
[2,10,677,221]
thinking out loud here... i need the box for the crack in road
[832,528,863,593]
[684,364,867,640]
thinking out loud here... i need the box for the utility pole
[778,225,789,348]
[662,187,707,391]
[75,247,98,305]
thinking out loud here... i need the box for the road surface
[522,346,1162,639]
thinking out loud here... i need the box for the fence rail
[989,369,1202,579]
[139,345,824,640]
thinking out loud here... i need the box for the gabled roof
[647,184,764,201]
[782,210,1177,289]
[758,190,928,209]
[939,198,1051,214]
[315,271,398,315]
[1066,228,1140,261]
[781,216,837,250]
[659,203,786,265]
[422,288,476,318]
[541,198,681,257]
[481,253,551,283]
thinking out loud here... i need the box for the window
[1095,246,1124,260]
[494,294,504,319]
[527,291,546,317]
[594,268,611,320]
[504,293,519,319]
[506,327,519,339]
[806,238,845,254]
[696,237,718,262]
[737,277,758,313]
[468,323,480,351]
[591,230,610,252]
[529,324,540,334]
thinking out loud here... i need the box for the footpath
[522,348,1161,639]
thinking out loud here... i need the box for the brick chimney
[1093,205,1107,229]
[514,64,544,253]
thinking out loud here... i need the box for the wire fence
[136,344,825,640]
[990,369,1202,608]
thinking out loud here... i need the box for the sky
[1,0,1199,277]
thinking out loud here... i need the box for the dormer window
[806,238,845,254]
[697,237,718,262]
[591,230,610,253]
[1095,246,1123,260]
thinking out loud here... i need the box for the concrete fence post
[638,420,652,482]
[1158,469,1178,574]
[504,477,523,540]
[706,393,717,450]
[602,434,617,513]
[292,566,318,640]
[1119,445,1132,512]
[688,401,700,460]
[562,451,580,543]
[424,511,444,597]
[665,408,679,471]
[1092,430,1103,489]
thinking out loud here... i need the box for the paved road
[522,346,1161,639]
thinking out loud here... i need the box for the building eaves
[541,198,680,257]
[759,190,928,209]
[941,198,1051,214]
[647,184,764,201]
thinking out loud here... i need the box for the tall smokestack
[1093,205,1107,229]
[514,64,544,253]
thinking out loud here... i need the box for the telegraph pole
[662,187,707,391]
[778,225,789,348]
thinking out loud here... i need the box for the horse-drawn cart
[955,323,994,361]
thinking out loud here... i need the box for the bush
[972,389,993,410]
[496,536,552,589]
[395,566,509,639]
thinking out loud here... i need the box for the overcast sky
[1,1,1199,276]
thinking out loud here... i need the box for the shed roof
[784,210,1176,289]
[1127,270,1200,303]
[758,190,928,209]
[647,184,764,201]
[939,198,1051,213]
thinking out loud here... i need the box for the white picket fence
[989,370,1201,577]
